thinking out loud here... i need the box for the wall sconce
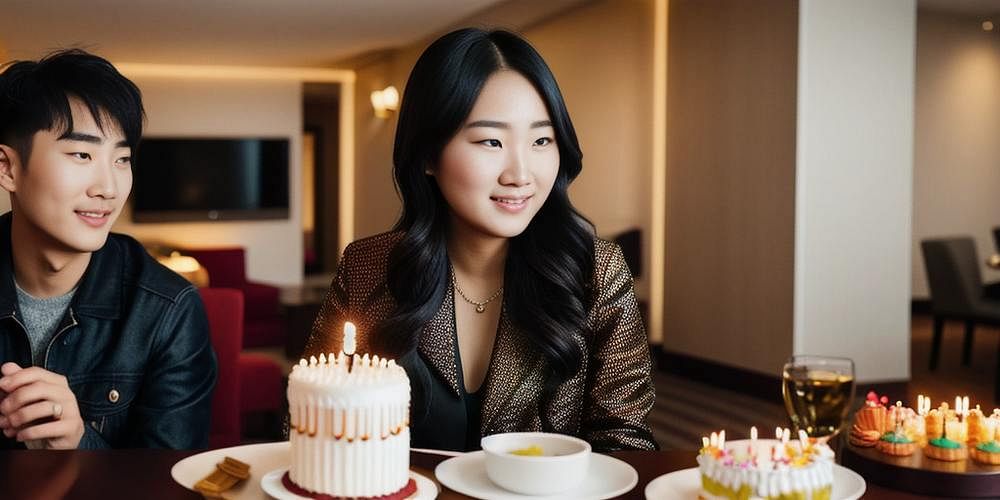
[370,85,400,119]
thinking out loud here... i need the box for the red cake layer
[282,473,418,500]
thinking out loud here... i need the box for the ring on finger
[52,402,62,420]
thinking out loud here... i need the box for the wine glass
[782,355,855,443]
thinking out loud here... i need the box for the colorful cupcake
[876,429,917,456]
[924,436,969,462]
[972,441,1000,466]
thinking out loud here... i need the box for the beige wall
[352,54,410,240]
[349,0,656,297]
[664,0,798,375]
[912,10,1000,298]
[526,0,654,297]
[114,77,304,286]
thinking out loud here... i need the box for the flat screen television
[132,137,290,222]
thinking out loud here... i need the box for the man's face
[1,98,132,254]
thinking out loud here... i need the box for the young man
[0,50,216,449]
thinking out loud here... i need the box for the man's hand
[0,363,85,449]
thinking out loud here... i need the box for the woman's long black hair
[374,28,595,390]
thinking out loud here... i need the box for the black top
[463,388,483,450]
[397,311,485,453]
[456,336,484,451]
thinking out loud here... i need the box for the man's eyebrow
[57,133,129,149]
[58,132,103,144]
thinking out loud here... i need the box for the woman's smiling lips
[490,194,532,213]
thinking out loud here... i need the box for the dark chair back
[199,287,244,448]
[993,227,1000,254]
[921,238,984,317]
[613,228,642,278]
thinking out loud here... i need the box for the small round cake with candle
[285,322,414,499]
[923,398,970,462]
[696,427,835,500]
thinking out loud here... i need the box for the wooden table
[0,448,942,499]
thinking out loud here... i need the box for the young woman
[304,28,657,452]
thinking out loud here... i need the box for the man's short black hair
[0,49,144,165]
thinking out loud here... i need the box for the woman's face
[433,70,559,241]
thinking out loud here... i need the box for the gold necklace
[451,266,503,313]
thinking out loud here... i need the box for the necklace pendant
[475,304,486,313]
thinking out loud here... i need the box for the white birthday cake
[285,352,412,499]
[696,430,834,500]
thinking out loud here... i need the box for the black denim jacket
[0,212,217,449]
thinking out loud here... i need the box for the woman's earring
[424,169,434,176]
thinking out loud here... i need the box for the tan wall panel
[664,0,798,375]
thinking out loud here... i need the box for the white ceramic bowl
[480,432,591,495]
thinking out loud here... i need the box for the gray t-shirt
[14,282,76,366]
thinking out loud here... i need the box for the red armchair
[200,287,286,447]
[199,288,242,449]
[185,247,286,348]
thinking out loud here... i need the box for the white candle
[917,395,931,416]
[750,426,758,456]
[710,432,718,448]
[798,429,809,449]
[343,321,357,356]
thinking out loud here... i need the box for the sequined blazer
[303,231,658,452]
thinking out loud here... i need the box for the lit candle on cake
[750,426,758,457]
[917,395,931,416]
[286,321,413,499]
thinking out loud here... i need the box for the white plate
[644,465,866,500]
[261,467,436,500]
[171,442,290,499]
[434,450,638,500]
[171,441,437,500]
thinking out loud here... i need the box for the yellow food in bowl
[510,445,544,456]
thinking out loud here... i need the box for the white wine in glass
[782,355,855,441]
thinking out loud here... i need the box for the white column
[794,0,916,382]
